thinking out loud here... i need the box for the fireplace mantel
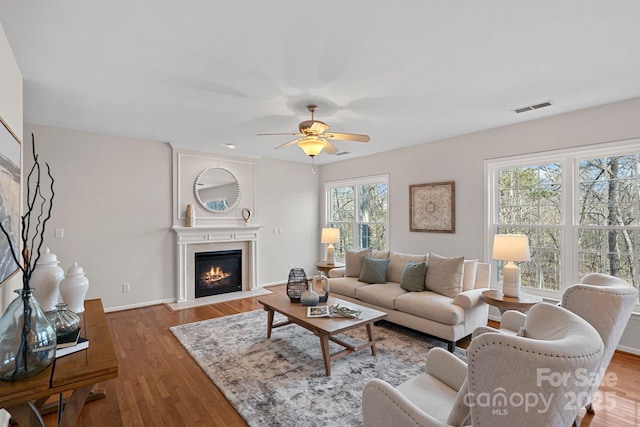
[172,225,262,303]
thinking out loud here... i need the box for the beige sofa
[327,250,491,351]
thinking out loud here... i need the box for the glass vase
[46,303,80,340]
[0,289,57,381]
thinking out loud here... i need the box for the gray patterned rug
[170,309,467,427]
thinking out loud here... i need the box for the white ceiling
[2,1,640,165]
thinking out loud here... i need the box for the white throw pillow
[345,248,372,277]
[424,252,464,298]
[387,251,427,283]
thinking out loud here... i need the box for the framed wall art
[0,117,21,286]
[409,181,455,233]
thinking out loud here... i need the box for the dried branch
[0,133,54,290]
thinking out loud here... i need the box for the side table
[482,289,543,314]
[315,261,345,275]
[0,299,119,427]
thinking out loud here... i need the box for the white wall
[319,96,640,354]
[23,124,175,311]
[256,158,320,283]
[22,125,320,311]
[0,22,23,311]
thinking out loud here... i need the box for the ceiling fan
[257,104,370,158]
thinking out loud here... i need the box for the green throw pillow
[400,261,427,292]
[359,257,390,284]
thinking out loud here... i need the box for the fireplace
[194,250,242,297]
[172,225,260,304]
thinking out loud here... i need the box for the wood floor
[38,285,639,426]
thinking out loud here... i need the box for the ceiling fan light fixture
[298,137,326,158]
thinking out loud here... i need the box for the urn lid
[39,247,60,265]
[66,261,85,277]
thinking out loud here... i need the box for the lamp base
[502,261,521,297]
[502,282,521,298]
[326,244,335,265]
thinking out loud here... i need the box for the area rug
[170,310,467,427]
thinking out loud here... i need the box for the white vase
[312,271,330,303]
[300,281,320,306]
[31,248,65,312]
[59,262,90,313]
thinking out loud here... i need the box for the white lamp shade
[321,228,340,244]
[492,234,531,262]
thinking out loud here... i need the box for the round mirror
[194,166,241,213]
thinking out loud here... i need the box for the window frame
[485,138,640,310]
[324,174,390,259]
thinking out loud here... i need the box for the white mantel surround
[172,225,262,303]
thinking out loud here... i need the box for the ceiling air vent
[513,100,553,114]
[335,151,351,156]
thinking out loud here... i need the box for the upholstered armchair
[501,272,638,413]
[362,303,603,427]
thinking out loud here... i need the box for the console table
[0,299,119,426]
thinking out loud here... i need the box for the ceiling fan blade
[324,132,370,142]
[299,120,330,136]
[274,138,301,150]
[323,140,339,155]
[309,121,330,134]
[257,132,300,136]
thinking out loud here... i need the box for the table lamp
[492,234,531,297]
[321,228,340,265]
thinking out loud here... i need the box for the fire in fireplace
[194,250,242,297]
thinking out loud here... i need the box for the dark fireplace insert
[194,250,242,298]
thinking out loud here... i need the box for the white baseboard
[616,344,640,355]
[105,298,175,313]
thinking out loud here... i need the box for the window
[495,163,563,291]
[578,154,639,285]
[326,175,389,259]
[486,139,640,306]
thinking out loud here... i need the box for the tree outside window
[326,176,388,259]
[488,142,639,305]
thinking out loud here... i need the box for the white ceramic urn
[31,248,65,312]
[59,262,90,313]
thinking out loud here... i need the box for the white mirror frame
[193,166,241,214]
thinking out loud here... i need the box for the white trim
[485,137,640,312]
[323,173,390,255]
[172,225,262,303]
[105,297,176,313]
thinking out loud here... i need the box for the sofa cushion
[462,259,478,291]
[357,283,407,310]
[395,291,465,325]
[371,249,390,259]
[400,261,427,292]
[328,277,369,298]
[359,257,390,284]
[387,251,427,283]
[345,248,372,277]
[425,253,464,298]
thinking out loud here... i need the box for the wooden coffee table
[258,293,387,376]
